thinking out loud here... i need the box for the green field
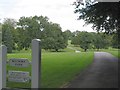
[7,51,94,88]
[99,48,120,59]
[6,46,119,88]
[106,50,120,58]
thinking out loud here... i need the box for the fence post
[0,46,2,90]
[1,45,7,89]
[31,39,41,88]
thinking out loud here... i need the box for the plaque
[9,58,30,67]
[8,71,30,83]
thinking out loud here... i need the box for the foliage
[78,31,93,51]
[2,19,16,53]
[16,16,43,50]
[41,22,67,51]
[71,30,81,46]
[73,1,120,48]
[71,31,111,51]
[112,32,120,49]
[1,12,120,52]
[71,31,93,51]
[73,1,119,33]
[92,33,110,50]
[71,36,80,46]
[1,16,67,52]
[63,30,72,40]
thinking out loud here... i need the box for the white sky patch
[0,0,95,32]
[97,0,119,2]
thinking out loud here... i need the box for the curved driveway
[66,52,119,88]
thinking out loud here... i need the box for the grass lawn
[100,48,120,59]
[107,50,120,59]
[7,51,94,88]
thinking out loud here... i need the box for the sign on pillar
[1,39,41,89]
[32,39,41,88]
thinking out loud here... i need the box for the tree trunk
[97,48,99,51]
[55,49,58,52]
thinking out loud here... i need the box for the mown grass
[107,50,120,59]
[7,51,94,88]
[100,48,120,59]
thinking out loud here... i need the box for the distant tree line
[63,29,119,52]
[71,31,117,52]
[1,15,119,53]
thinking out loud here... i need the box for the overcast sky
[0,0,95,32]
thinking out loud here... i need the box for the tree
[2,19,16,53]
[42,23,67,51]
[112,33,120,48]
[71,36,80,46]
[17,16,67,51]
[74,1,119,33]
[63,30,72,40]
[17,16,46,50]
[73,1,120,47]
[92,33,110,50]
[71,30,82,46]
[71,31,92,52]
[79,31,93,51]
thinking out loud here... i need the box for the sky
[0,0,95,32]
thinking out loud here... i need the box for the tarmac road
[66,52,119,88]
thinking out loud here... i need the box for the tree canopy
[1,13,119,53]
[73,1,119,48]
[71,31,111,51]
[2,16,68,52]
[2,19,16,53]
[73,1,119,34]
